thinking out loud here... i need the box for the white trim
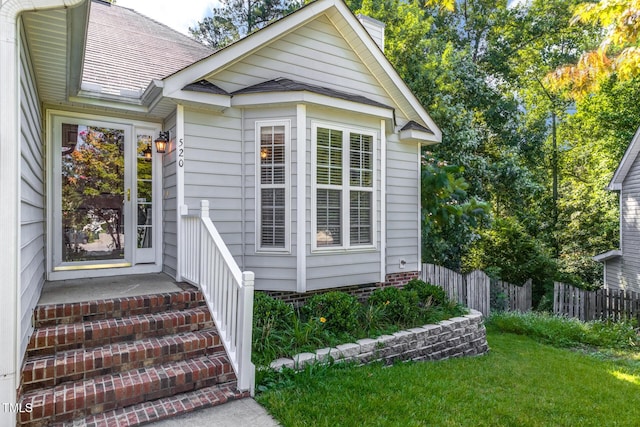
[165,89,230,110]
[593,250,622,263]
[296,104,307,292]
[609,125,640,190]
[175,104,186,281]
[232,92,394,120]
[311,121,377,253]
[254,119,291,253]
[380,119,386,283]
[45,111,163,279]
[417,145,422,272]
[399,128,439,145]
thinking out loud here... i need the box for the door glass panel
[61,124,125,261]
[137,134,153,249]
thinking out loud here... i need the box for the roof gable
[609,126,640,190]
[161,0,440,142]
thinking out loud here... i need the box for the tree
[549,0,640,97]
[189,0,302,49]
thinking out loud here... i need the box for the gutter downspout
[0,0,85,420]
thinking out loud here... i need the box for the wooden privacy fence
[553,282,640,323]
[421,264,532,317]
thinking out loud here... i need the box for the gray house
[595,126,640,291]
[0,0,440,424]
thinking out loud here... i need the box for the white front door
[48,113,162,279]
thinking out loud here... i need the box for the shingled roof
[82,0,213,97]
[232,77,393,110]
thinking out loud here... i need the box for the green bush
[404,279,448,306]
[368,287,420,325]
[254,292,294,329]
[302,291,361,334]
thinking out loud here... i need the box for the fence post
[238,271,255,393]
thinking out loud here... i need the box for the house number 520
[178,138,184,168]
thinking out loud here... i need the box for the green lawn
[256,331,640,426]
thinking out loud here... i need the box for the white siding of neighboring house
[19,25,45,357]
[163,111,178,278]
[209,15,393,108]
[619,158,640,291]
[604,257,623,290]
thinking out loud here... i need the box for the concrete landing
[38,273,182,305]
[145,398,280,427]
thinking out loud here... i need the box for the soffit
[21,9,69,103]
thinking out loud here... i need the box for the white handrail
[180,200,255,393]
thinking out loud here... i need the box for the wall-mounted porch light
[154,131,169,154]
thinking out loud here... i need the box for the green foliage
[368,287,420,325]
[488,311,640,350]
[403,278,447,306]
[253,292,294,329]
[464,216,556,305]
[301,291,360,334]
[252,292,295,366]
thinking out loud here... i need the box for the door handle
[127,188,131,201]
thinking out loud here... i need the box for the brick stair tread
[22,328,225,392]
[27,306,213,357]
[34,285,204,327]
[55,383,249,427]
[19,354,237,426]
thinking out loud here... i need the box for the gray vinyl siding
[183,108,244,263]
[619,158,640,291]
[162,112,178,278]
[305,107,382,290]
[604,258,623,290]
[386,130,420,274]
[242,107,298,291]
[209,15,392,108]
[19,26,45,358]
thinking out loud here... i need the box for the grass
[256,330,640,426]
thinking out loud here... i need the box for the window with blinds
[315,124,374,249]
[258,123,288,250]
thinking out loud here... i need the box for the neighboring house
[595,127,640,291]
[0,0,440,422]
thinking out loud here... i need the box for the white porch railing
[180,200,255,392]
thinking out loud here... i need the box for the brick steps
[55,384,249,427]
[27,306,213,357]
[34,285,205,327]
[20,354,237,426]
[19,285,246,426]
[22,329,224,393]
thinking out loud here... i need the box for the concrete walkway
[145,398,280,427]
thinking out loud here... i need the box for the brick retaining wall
[270,309,489,370]
[264,271,421,307]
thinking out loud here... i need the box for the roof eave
[609,125,640,190]
[593,249,622,263]
[399,128,440,145]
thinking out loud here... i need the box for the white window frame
[255,120,291,253]
[311,121,377,252]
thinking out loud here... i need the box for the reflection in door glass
[61,124,125,261]
[137,134,153,249]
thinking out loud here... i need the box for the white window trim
[255,120,291,253]
[311,121,377,253]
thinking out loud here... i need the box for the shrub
[404,279,448,306]
[302,291,361,334]
[368,287,420,325]
[254,292,294,329]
